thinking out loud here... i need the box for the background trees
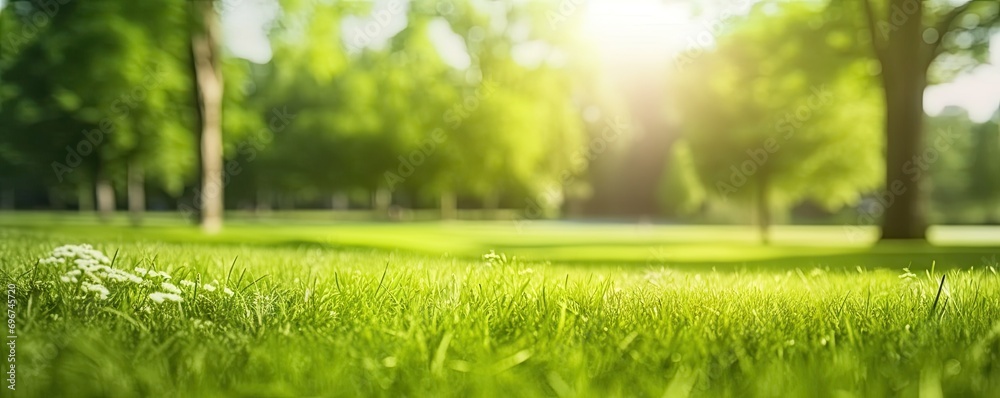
[861,0,1000,240]
[670,3,883,243]
[0,0,192,223]
[1,0,998,238]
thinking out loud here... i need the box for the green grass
[2,212,1000,397]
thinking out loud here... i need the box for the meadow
[2,212,1000,397]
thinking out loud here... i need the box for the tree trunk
[440,191,456,220]
[95,174,115,223]
[77,183,94,213]
[191,0,224,234]
[255,189,272,214]
[331,192,349,210]
[373,188,391,219]
[878,0,927,240]
[756,171,770,245]
[483,191,499,219]
[127,158,145,226]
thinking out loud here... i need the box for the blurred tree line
[0,0,998,240]
[659,0,1000,241]
[1,0,588,228]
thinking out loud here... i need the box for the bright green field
[2,212,1000,397]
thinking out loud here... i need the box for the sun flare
[580,0,700,63]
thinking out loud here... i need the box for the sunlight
[580,0,699,64]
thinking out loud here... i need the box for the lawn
[2,212,1000,397]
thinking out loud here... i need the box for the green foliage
[0,0,995,224]
[926,108,1000,223]
[923,1,1000,84]
[658,140,706,217]
[236,0,588,208]
[967,118,1000,206]
[670,3,882,215]
[0,0,194,194]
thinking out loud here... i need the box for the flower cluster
[39,244,235,305]
[192,319,215,330]
[483,250,517,267]
[42,244,142,300]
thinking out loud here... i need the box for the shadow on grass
[4,223,998,273]
[628,248,997,272]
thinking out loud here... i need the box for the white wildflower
[125,273,144,284]
[161,282,182,295]
[192,319,214,329]
[74,258,99,269]
[82,269,103,283]
[100,268,141,284]
[202,284,216,292]
[223,287,234,296]
[149,292,183,304]
[162,293,183,302]
[82,282,110,300]
[150,271,172,279]
[179,280,196,288]
[39,256,64,265]
[49,244,111,266]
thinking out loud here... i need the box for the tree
[658,140,706,219]
[236,0,379,212]
[861,0,1000,240]
[672,3,883,243]
[0,0,193,222]
[429,0,586,217]
[967,110,1000,222]
[190,0,224,233]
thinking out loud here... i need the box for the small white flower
[39,256,64,265]
[223,287,234,296]
[202,284,216,292]
[145,270,172,279]
[82,282,110,300]
[179,280,196,288]
[149,292,183,303]
[192,319,214,329]
[105,270,132,282]
[161,282,182,295]
[82,270,103,283]
[134,267,149,276]
[162,293,183,302]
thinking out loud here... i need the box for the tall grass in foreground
[2,233,1000,397]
